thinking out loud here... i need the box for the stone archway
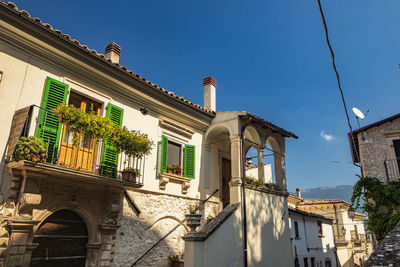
[30,209,88,267]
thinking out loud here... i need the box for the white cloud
[320,131,335,141]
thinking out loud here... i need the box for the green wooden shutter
[184,144,195,179]
[160,135,168,173]
[36,77,68,163]
[100,103,124,178]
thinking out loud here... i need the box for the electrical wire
[316,0,361,167]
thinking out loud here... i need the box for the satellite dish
[352,107,365,120]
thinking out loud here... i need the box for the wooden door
[221,158,231,208]
[30,209,88,267]
[58,93,100,172]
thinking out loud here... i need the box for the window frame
[294,221,300,239]
[317,221,323,238]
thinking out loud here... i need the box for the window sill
[159,172,191,194]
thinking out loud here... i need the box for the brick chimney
[105,42,121,64]
[203,76,216,112]
[296,188,301,199]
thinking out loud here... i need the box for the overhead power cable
[316,0,361,167]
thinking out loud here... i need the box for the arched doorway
[30,209,88,267]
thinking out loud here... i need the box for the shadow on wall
[246,188,293,267]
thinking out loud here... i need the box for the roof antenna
[352,107,369,141]
[352,107,369,128]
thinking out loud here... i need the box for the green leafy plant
[188,205,198,214]
[12,136,48,163]
[168,255,180,262]
[53,104,153,158]
[206,215,214,224]
[351,175,400,241]
[112,127,153,158]
[54,105,115,146]
[245,176,264,188]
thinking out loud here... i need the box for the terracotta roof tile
[297,198,349,205]
[0,1,215,116]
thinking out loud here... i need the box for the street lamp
[348,208,356,219]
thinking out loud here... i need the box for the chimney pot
[105,42,121,64]
[296,188,301,199]
[203,76,216,112]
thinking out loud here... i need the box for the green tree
[351,176,400,241]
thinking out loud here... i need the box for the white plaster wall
[245,164,272,183]
[201,208,243,267]
[245,188,293,267]
[289,213,336,267]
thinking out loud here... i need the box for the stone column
[5,219,39,267]
[85,243,102,267]
[274,152,286,190]
[229,136,243,203]
[257,147,265,182]
[98,224,119,267]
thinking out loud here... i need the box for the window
[311,257,315,267]
[294,221,300,239]
[304,258,309,267]
[317,221,323,237]
[324,258,332,267]
[160,135,195,179]
[167,140,182,167]
[393,139,400,174]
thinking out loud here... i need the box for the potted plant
[12,136,48,163]
[168,255,181,267]
[167,164,182,176]
[185,205,202,234]
[121,167,141,182]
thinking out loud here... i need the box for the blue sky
[12,0,400,191]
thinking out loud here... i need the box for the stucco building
[0,1,298,266]
[288,196,337,267]
[290,191,373,267]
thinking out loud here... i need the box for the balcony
[350,230,362,243]
[6,105,145,188]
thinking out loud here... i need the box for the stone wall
[363,221,400,267]
[357,117,400,182]
[113,190,220,267]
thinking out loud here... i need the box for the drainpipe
[240,118,251,267]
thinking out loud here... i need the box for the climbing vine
[351,175,400,241]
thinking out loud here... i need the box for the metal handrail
[130,189,219,266]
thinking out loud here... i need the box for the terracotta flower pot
[121,171,137,182]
